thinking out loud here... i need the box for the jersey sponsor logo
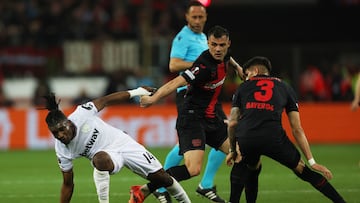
[79,128,99,157]
[246,102,274,111]
[81,102,94,110]
[203,77,225,90]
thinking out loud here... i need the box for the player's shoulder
[197,50,211,60]
[54,139,67,152]
[73,102,97,114]
[191,51,211,67]
[69,102,97,122]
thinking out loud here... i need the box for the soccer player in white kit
[43,87,191,203]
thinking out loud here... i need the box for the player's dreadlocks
[43,92,67,127]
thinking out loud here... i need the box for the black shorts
[237,127,301,169]
[176,110,228,155]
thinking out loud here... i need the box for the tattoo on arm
[228,107,240,150]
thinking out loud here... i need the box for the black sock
[146,182,156,193]
[166,165,191,182]
[229,162,249,203]
[245,164,261,203]
[295,165,346,203]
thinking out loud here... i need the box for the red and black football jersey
[232,75,299,137]
[181,50,230,118]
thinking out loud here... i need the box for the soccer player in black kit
[141,24,232,179]
[140,26,259,202]
[226,56,346,203]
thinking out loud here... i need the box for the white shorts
[104,140,163,178]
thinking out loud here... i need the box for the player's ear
[255,66,260,75]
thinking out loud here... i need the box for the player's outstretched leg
[154,145,183,203]
[196,148,226,203]
[294,165,346,203]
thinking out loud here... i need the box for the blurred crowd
[0,0,185,47]
[0,0,359,108]
[298,63,359,102]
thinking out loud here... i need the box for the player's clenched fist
[140,95,154,107]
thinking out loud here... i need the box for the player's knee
[293,160,306,174]
[148,169,174,189]
[186,165,201,176]
[92,151,114,171]
[294,164,312,181]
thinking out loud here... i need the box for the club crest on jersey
[81,123,91,133]
[192,139,202,147]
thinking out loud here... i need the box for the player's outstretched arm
[287,111,333,180]
[140,76,187,107]
[92,87,156,111]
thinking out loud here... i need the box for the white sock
[166,177,191,203]
[93,168,110,203]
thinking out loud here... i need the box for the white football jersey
[55,102,134,172]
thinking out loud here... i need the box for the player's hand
[238,67,246,81]
[140,95,153,107]
[350,99,359,111]
[226,152,242,166]
[225,152,237,166]
[226,143,242,166]
[226,152,234,166]
[310,163,333,180]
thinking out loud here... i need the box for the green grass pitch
[0,144,359,203]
